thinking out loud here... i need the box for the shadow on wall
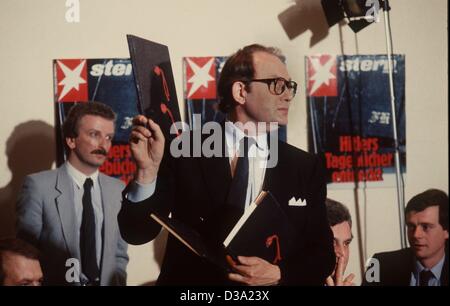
[0,121,56,238]
[278,0,331,47]
[139,229,168,286]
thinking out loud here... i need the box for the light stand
[381,0,406,248]
[320,0,407,249]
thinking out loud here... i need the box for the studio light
[321,0,389,33]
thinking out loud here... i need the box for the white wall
[0,0,447,285]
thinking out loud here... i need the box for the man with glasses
[119,44,335,285]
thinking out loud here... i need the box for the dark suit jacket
[118,129,335,285]
[16,164,129,286]
[362,247,449,286]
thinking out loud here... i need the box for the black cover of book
[127,35,182,141]
[150,212,230,271]
[150,191,293,270]
[223,191,293,265]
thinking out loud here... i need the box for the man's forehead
[253,51,289,76]
[253,50,281,60]
[80,114,113,123]
[79,115,115,131]
[407,206,440,222]
[331,221,352,238]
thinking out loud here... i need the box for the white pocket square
[288,196,307,207]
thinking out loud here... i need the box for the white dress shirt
[66,161,103,267]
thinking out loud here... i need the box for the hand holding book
[150,190,293,278]
[226,254,282,286]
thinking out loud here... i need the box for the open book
[150,191,293,269]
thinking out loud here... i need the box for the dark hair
[405,189,448,231]
[0,238,40,284]
[326,198,352,228]
[63,101,116,139]
[217,44,285,114]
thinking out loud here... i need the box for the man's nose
[282,89,294,102]
[334,244,344,257]
[412,226,424,239]
[99,137,111,149]
[99,137,106,147]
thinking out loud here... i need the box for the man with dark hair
[325,199,355,286]
[0,238,43,286]
[363,189,449,286]
[119,44,334,285]
[217,45,285,114]
[16,102,128,286]
[61,101,116,154]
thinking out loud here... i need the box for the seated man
[0,238,43,286]
[363,189,448,286]
[325,199,355,286]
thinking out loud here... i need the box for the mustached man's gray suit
[16,163,128,286]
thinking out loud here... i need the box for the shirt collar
[224,121,268,154]
[414,253,446,280]
[66,161,99,189]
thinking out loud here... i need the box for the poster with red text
[306,54,406,188]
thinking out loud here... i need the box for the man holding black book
[119,44,335,285]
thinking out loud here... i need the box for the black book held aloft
[150,191,293,270]
[126,35,182,141]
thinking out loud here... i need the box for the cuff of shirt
[126,178,157,203]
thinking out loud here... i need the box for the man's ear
[66,137,76,150]
[231,81,247,106]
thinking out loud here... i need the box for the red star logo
[55,59,88,102]
[184,57,216,99]
[306,55,337,97]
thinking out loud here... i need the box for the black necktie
[80,178,99,282]
[419,269,434,286]
[227,137,254,212]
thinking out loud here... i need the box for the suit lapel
[55,165,80,259]
[441,249,449,285]
[262,166,274,193]
[395,248,416,285]
[198,121,232,209]
[402,249,415,285]
[199,155,231,208]
[98,174,114,282]
[262,136,285,193]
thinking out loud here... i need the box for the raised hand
[129,115,165,184]
[325,256,355,286]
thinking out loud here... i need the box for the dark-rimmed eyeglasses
[244,77,298,98]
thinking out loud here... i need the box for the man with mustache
[363,189,448,286]
[16,102,128,285]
